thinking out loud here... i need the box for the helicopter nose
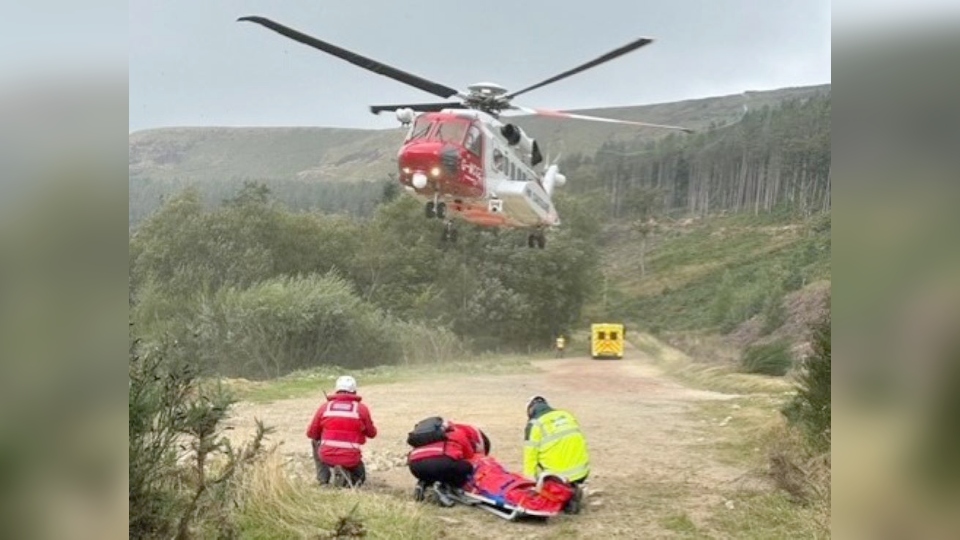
[399,142,458,180]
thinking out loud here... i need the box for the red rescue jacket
[407,422,483,463]
[306,392,377,467]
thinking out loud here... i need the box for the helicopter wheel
[441,221,457,243]
[527,233,545,249]
[436,202,447,219]
[425,202,436,219]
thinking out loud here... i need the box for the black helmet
[526,395,547,418]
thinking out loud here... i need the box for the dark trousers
[312,440,366,486]
[409,456,474,488]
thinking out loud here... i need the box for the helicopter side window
[493,149,505,173]
[465,125,482,156]
[407,117,433,141]
[434,120,469,144]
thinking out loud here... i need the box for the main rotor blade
[505,37,654,100]
[512,106,694,133]
[369,102,460,115]
[238,16,460,99]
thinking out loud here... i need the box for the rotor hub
[466,82,509,97]
[464,82,511,114]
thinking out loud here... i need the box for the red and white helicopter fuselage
[395,107,563,231]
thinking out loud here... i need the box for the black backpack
[406,416,447,447]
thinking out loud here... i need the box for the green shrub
[710,271,736,328]
[195,273,402,378]
[782,307,831,451]
[129,336,269,539]
[760,295,787,335]
[740,339,793,376]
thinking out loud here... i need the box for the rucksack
[406,416,447,447]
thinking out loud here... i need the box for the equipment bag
[407,416,447,447]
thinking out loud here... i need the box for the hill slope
[585,211,831,361]
[129,84,829,186]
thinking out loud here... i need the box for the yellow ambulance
[590,323,625,360]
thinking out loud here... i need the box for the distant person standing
[523,395,589,513]
[306,375,378,486]
[555,335,566,358]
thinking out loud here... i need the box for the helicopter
[238,16,692,248]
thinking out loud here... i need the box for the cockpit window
[433,120,469,144]
[407,117,433,141]
[465,125,482,156]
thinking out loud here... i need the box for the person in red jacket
[306,375,377,486]
[407,420,489,503]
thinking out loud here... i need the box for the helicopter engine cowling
[396,108,416,125]
[500,124,541,166]
[500,123,522,146]
[542,164,566,197]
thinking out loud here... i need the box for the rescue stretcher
[422,456,580,521]
[447,475,573,520]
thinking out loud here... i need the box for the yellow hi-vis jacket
[523,409,590,482]
[556,336,566,349]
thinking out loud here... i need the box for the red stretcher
[445,455,579,521]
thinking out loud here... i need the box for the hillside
[585,211,831,361]
[129,85,828,186]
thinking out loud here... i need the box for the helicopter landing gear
[527,232,546,249]
[441,221,458,244]
[425,199,447,219]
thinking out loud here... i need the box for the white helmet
[335,375,357,393]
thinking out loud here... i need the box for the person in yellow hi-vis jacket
[555,335,566,358]
[523,395,590,513]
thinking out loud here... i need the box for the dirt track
[227,349,748,538]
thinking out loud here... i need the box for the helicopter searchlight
[411,173,428,189]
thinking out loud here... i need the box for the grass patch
[708,490,829,540]
[230,353,545,403]
[632,332,792,395]
[660,512,705,537]
[683,390,829,539]
[235,453,440,539]
[692,398,791,468]
[740,340,794,376]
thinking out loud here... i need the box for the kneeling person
[306,375,378,486]
[407,419,488,501]
[524,395,590,513]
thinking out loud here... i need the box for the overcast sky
[129,0,832,133]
